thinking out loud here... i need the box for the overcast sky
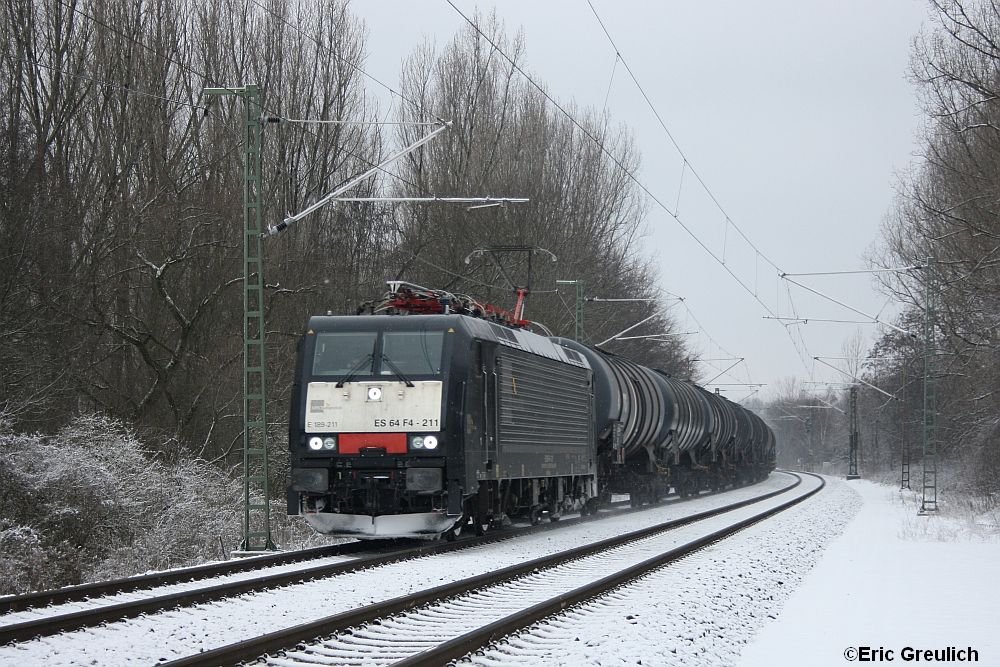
[349,0,929,401]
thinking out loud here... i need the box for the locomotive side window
[382,331,444,375]
[312,332,377,376]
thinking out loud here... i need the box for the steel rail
[0,470,755,623]
[0,542,375,614]
[158,472,798,667]
[0,494,656,643]
[396,472,824,667]
[0,517,548,644]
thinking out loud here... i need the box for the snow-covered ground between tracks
[467,477,999,667]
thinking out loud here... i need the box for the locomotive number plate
[305,381,443,433]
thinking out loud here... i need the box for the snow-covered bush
[0,523,55,594]
[0,414,243,594]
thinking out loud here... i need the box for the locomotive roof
[306,314,590,370]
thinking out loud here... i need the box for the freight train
[287,283,776,539]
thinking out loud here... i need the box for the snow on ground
[0,474,796,666]
[739,479,1000,667]
[465,476,999,667]
[9,475,992,667]
[467,474,860,667]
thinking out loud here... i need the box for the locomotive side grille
[497,349,592,451]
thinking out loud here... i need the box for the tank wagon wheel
[468,501,488,536]
[653,480,668,503]
[529,505,543,525]
[444,521,463,542]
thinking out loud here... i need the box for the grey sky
[349,0,928,400]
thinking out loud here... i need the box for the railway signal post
[920,257,938,513]
[555,279,584,341]
[847,385,860,480]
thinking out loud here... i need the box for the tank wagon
[287,285,775,539]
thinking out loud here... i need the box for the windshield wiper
[380,356,415,387]
[335,353,374,388]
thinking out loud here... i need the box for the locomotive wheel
[473,508,490,536]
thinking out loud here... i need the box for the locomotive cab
[287,309,600,539]
[288,315,467,538]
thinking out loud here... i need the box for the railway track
[0,497,659,619]
[157,472,819,667]
[0,541,374,615]
[0,508,584,643]
[0,474,801,664]
[0,481,745,645]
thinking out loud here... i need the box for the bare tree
[869,0,1000,493]
[387,13,692,374]
[0,0,391,462]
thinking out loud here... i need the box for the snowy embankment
[9,475,987,667]
[466,474,860,666]
[467,477,999,667]
[739,480,1000,667]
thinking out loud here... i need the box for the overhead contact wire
[246,0,444,125]
[444,0,783,324]
[585,0,782,274]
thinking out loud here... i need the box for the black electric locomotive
[287,285,776,538]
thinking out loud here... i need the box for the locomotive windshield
[310,330,445,378]
[312,332,377,376]
[382,331,444,375]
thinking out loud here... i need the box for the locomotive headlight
[366,386,383,401]
[307,436,324,451]
[410,435,425,449]
[322,436,337,450]
[423,435,439,450]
